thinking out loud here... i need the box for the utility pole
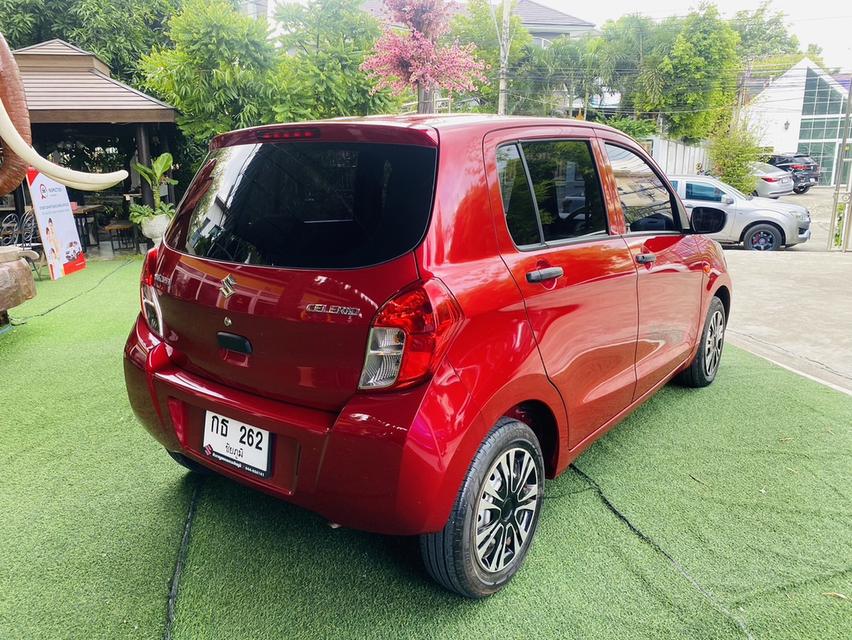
[497,0,511,115]
[734,58,753,128]
[828,82,852,250]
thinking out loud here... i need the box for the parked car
[767,153,821,194]
[751,161,794,198]
[669,174,811,251]
[124,116,731,598]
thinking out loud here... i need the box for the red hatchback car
[124,115,731,597]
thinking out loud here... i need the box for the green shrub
[604,116,659,140]
[708,125,761,193]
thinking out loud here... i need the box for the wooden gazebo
[12,39,176,210]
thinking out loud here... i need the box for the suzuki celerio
[124,115,731,597]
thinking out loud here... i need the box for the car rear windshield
[169,142,437,269]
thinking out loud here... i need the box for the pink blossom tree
[361,0,486,113]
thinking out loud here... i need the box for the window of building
[797,141,837,185]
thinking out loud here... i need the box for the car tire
[793,185,810,194]
[744,223,783,251]
[419,418,545,598]
[167,450,212,475]
[676,296,726,388]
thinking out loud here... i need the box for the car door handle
[635,253,657,264]
[684,203,694,209]
[526,267,564,283]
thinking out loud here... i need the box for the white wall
[743,62,808,154]
[647,136,710,176]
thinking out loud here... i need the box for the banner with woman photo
[26,168,86,280]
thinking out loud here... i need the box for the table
[104,221,138,253]
[73,204,104,252]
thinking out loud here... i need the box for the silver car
[751,161,794,198]
[669,175,811,251]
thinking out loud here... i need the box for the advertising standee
[26,168,86,280]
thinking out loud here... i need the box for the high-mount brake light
[140,246,164,338]
[359,280,462,391]
[256,128,321,141]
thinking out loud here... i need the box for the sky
[539,0,852,70]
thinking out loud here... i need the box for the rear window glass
[169,142,437,269]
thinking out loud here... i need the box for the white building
[745,58,850,186]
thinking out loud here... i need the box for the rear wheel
[420,418,544,598]
[745,223,783,251]
[793,185,810,194]
[677,296,726,388]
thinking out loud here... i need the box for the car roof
[668,174,721,182]
[213,114,617,143]
[753,161,784,172]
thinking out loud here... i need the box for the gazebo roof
[13,39,175,125]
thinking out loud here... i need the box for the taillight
[358,280,462,390]
[790,164,807,170]
[761,176,779,182]
[140,246,163,338]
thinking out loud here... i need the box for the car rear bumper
[791,171,819,186]
[761,183,794,198]
[124,315,474,535]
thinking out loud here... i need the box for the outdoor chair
[1,213,19,247]
[16,211,44,280]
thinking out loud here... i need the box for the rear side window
[495,139,607,247]
[604,144,679,233]
[496,144,540,246]
[685,182,723,202]
[170,142,437,269]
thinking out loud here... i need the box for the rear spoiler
[211,122,439,150]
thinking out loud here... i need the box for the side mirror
[722,195,735,205]
[691,207,727,235]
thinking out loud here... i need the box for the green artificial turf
[2,259,850,639]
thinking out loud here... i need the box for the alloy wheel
[474,447,540,573]
[749,229,776,250]
[704,309,725,377]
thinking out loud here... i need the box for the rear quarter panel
[412,125,569,530]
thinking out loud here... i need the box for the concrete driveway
[723,187,852,393]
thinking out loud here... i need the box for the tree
[274,0,396,120]
[362,0,486,113]
[635,6,740,141]
[0,0,180,81]
[0,0,81,49]
[731,2,798,61]
[708,124,762,193]
[595,13,692,118]
[449,0,530,112]
[604,116,658,140]
[141,0,279,143]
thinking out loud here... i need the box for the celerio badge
[220,274,236,299]
[306,303,361,317]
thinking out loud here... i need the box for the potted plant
[129,152,177,244]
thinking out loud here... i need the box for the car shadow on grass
[168,461,741,640]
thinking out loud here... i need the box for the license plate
[202,411,272,478]
[809,178,817,183]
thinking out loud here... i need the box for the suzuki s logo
[219,274,236,299]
